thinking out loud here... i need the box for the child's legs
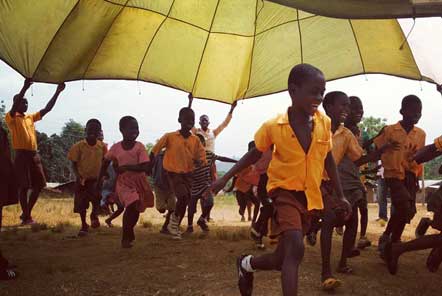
[236,191,247,216]
[108,205,124,222]
[386,178,414,242]
[122,202,139,242]
[246,202,252,220]
[18,188,29,218]
[394,234,442,255]
[377,178,388,220]
[340,205,359,267]
[320,209,337,278]
[358,197,368,237]
[251,230,304,296]
[249,194,260,224]
[187,195,199,226]
[27,187,41,217]
[169,173,191,221]
[201,195,214,219]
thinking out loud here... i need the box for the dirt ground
[1,196,441,295]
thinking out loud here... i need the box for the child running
[319,91,394,289]
[342,96,371,249]
[186,134,236,233]
[68,119,107,236]
[101,116,154,248]
[5,78,65,225]
[101,162,124,227]
[211,64,351,296]
[384,135,442,274]
[151,108,206,239]
[375,95,426,257]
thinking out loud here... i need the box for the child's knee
[283,230,305,260]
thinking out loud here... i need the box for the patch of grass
[213,227,249,241]
[139,219,153,229]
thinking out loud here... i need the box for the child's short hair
[349,96,362,106]
[179,107,194,118]
[323,91,348,108]
[86,118,101,129]
[288,64,323,87]
[196,133,206,146]
[119,116,137,129]
[401,95,421,109]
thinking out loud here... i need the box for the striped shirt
[191,151,216,197]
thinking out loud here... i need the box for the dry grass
[1,195,441,295]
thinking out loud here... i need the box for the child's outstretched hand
[210,176,228,196]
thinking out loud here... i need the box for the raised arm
[39,83,65,118]
[213,101,237,137]
[9,78,33,116]
[210,147,262,194]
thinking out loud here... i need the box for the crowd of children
[0,65,441,296]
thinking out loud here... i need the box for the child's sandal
[321,277,342,291]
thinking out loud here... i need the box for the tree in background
[359,116,387,140]
[37,120,84,183]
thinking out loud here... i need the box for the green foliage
[145,142,154,154]
[37,120,85,182]
[359,116,387,140]
[424,156,442,180]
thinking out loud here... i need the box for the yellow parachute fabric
[0,0,428,104]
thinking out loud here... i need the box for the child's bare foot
[385,239,399,275]
[91,217,100,229]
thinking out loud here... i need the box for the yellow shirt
[324,125,364,180]
[435,136,442,152]
[67,140,108,180]
[5,111,41,151]
[254,109,332,211]
[374,122,426,180]
[152,131,207,174]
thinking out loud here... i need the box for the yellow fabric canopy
[0,0,434,104]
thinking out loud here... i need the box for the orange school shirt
[5,111,41,151]
[374,122,426,180]
[68,140,108,180]
[254,109,332,211]
[151,131,207,174]
[324,124,364,180]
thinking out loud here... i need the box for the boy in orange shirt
[151,108,206,239]
[384,135,442,274]
[68,119,107,236]
[374,95,426,257]
[6,78,65,225]
[211,64,350,296]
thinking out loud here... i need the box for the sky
[1,59,441,159]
